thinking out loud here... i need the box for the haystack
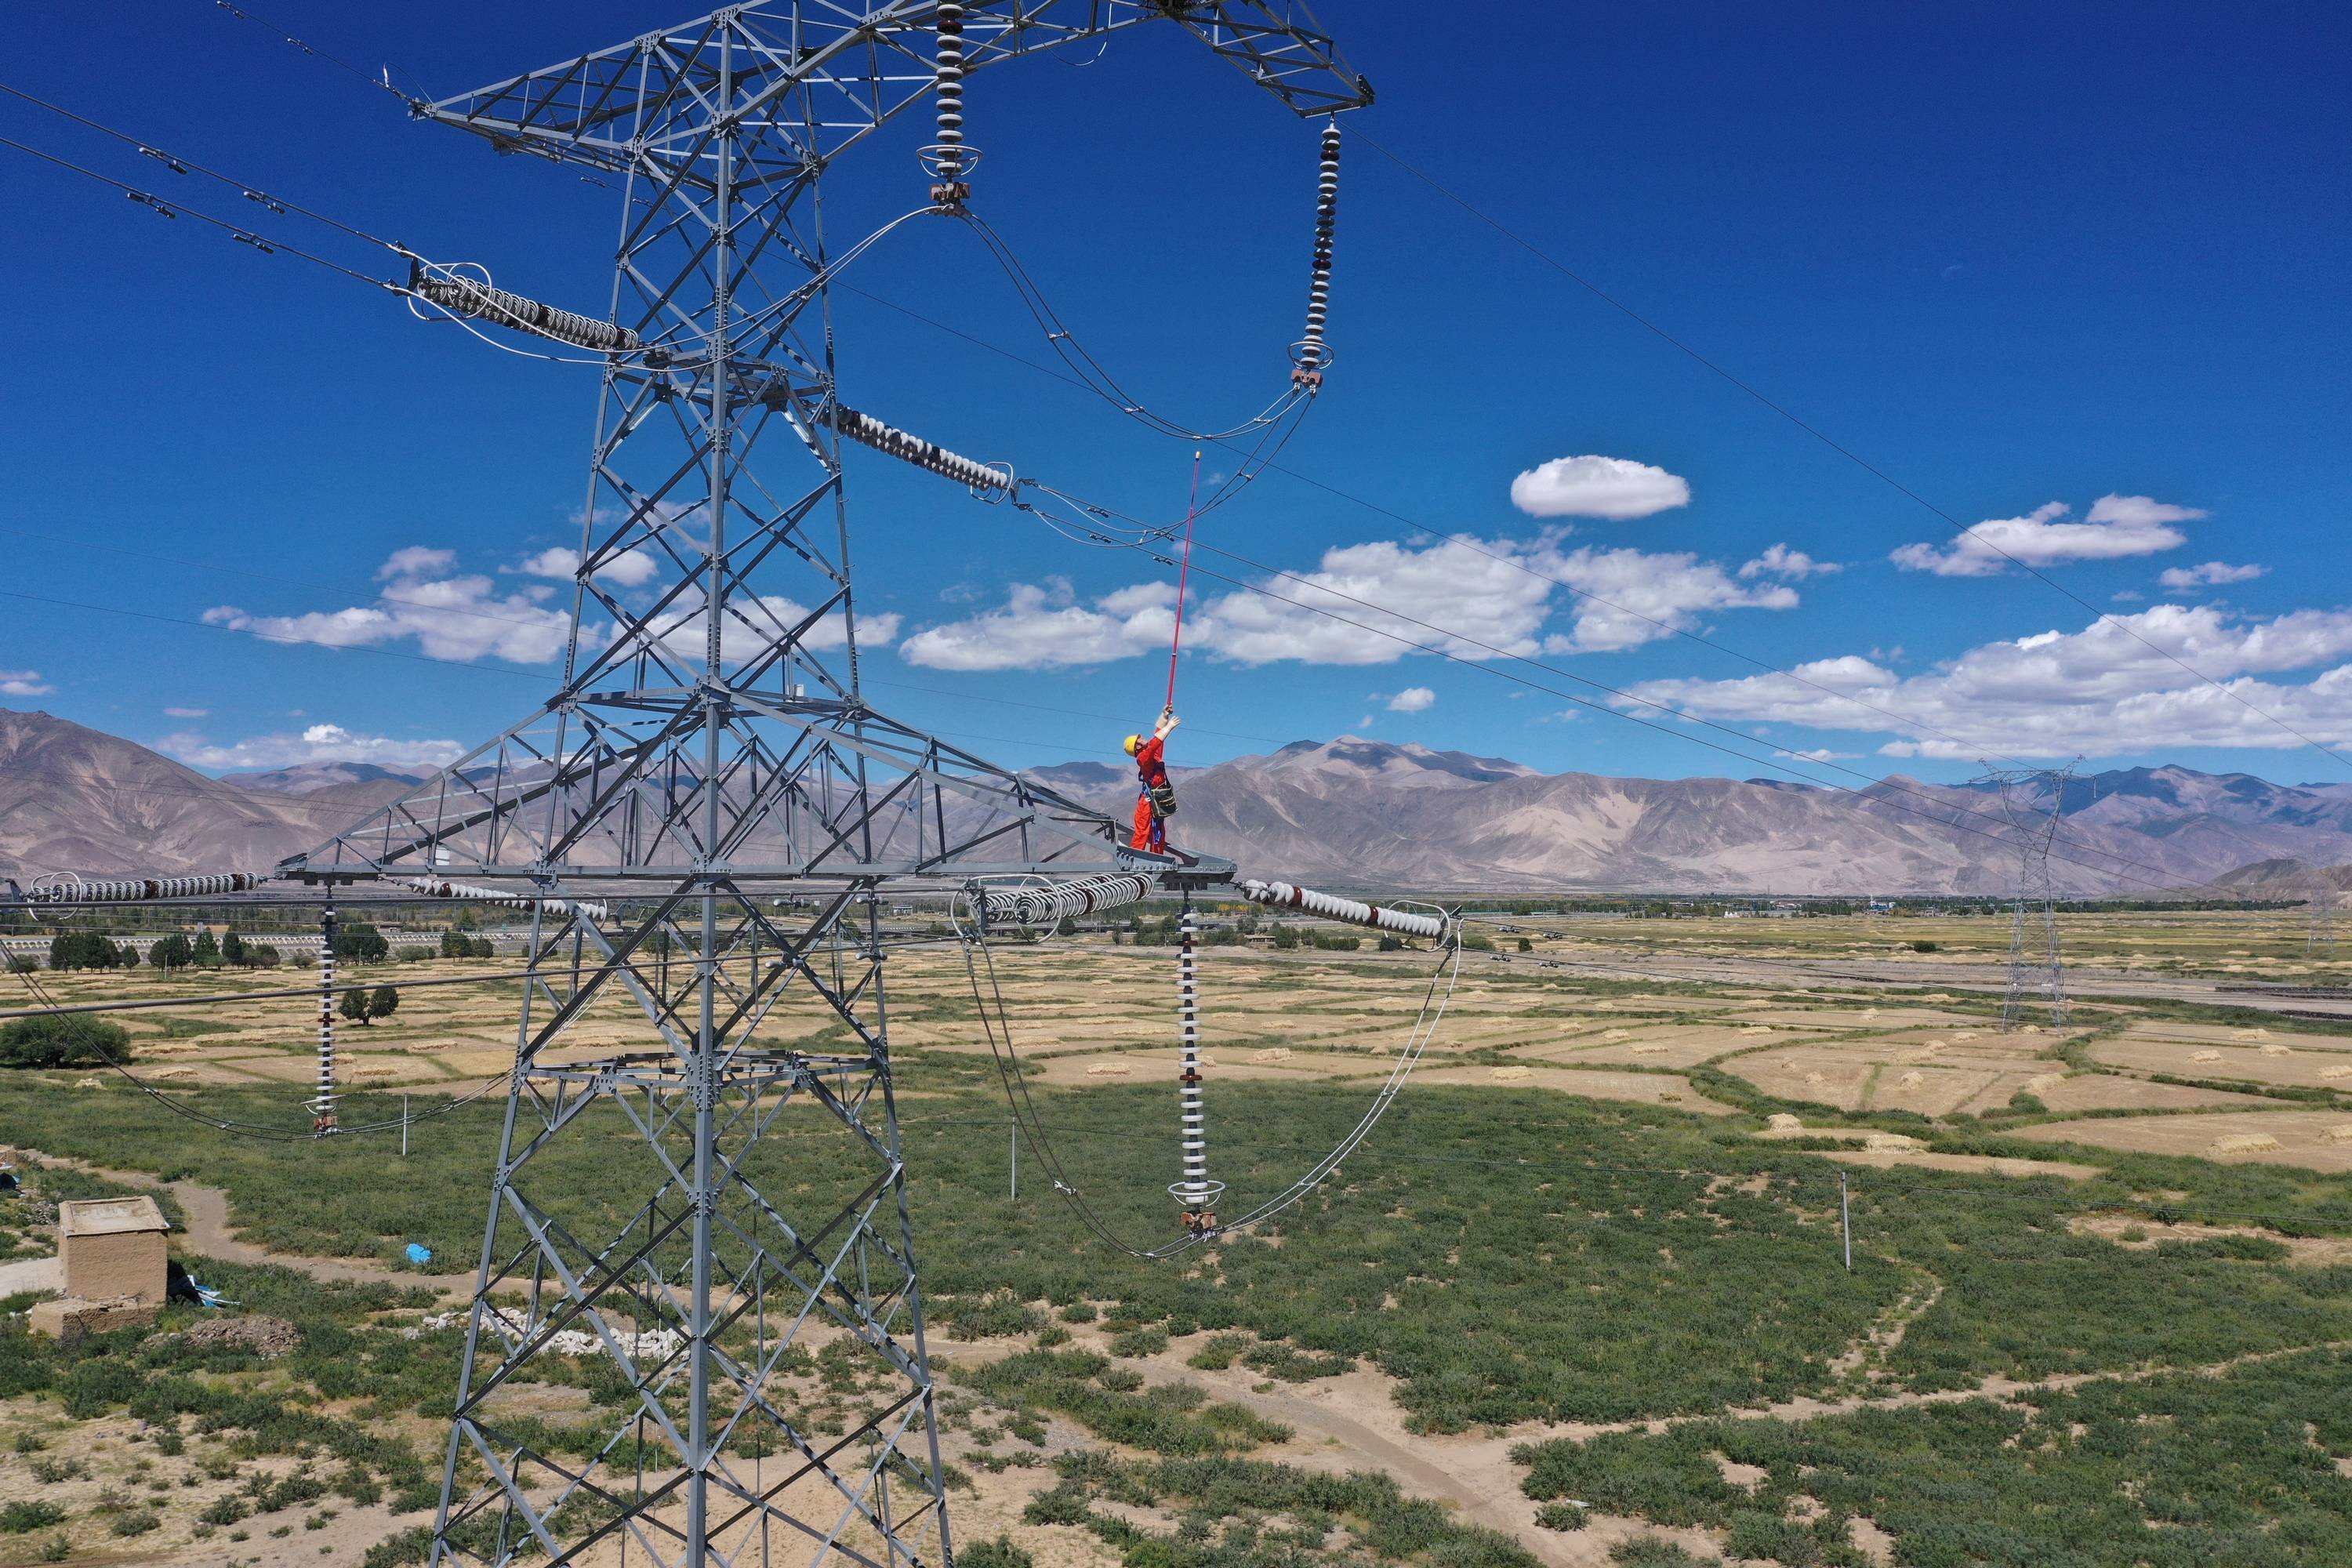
[2210,1133,2282,1154]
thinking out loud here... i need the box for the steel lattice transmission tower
[270,9,1370,1568]
[1977,761,2078,1032]
[2306,860,2337,957]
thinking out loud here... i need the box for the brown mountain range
[5,709,2349,895]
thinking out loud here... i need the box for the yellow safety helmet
[1123,734,1145,757]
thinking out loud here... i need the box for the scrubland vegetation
[7,926,2352,1565]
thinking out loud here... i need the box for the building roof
[59,1196,169,1238]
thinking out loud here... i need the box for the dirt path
[38,1154,481,1295]
[958,1324,2352,1568]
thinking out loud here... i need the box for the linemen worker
[1124,706,1181,852]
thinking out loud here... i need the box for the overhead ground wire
[1346,124,2351,780]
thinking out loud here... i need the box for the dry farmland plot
[2009,1109,2352,1172]
[1402,1062,1733,1111]
[1506,1025,1842,1069]
[2028,1073,2277,1112]
[2092,1029,2352,1091]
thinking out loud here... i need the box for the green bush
[0,1502,65,1534]
[938,1293,1044,1339]
[0,1013,132,1069]
[108,1510,161,1538]
[1108,1327,1168,1359]
[958,1537,1035,1568]
[1185,1334,1249,1371]
[1534,1502,1585,1532]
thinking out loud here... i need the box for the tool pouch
[1149,783,1178,818]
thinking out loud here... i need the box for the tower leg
[430,891,952,1568]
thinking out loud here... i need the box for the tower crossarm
[416,1,1369,181]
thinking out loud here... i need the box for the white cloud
[1621,602,2352,759]
[515,545,662,589]
[1890,495,2205,577]
[1738,543,1842,580]
[0,669,55,697]
[1509,456,1690,521]
[1386,686,1436,713]
[2159,561,2267,592]
[158,723,464,771]
[2087,493,2207,527]
[205,547,576,664]
[633,590,898,666]
[896,580,1160,671]
[900,534,1802,672]
[1777,746,1859,763]
[1539,546,1798,652]
[376,546,456,582]
[162,706,210,718]
[2111,590,2145,602]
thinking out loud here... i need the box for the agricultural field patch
[1512,1024,1844,1068]
[1729,1007,1990,1030]
[2009,1110,2352,1172]
[1401,1064,1733,1112]
[2117,1020,2352,1051]
[1025,1049,1377,1086]
[1816,1148,2103,1180]
[2030,1073,2276,1113]
[2091,1032,2352,1091]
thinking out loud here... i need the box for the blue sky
[2,1,2347,790]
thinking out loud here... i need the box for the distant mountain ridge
[223,760,426,797]
[0,710,414,879]
[4,709,2349,894]
[1029,736,2352,895]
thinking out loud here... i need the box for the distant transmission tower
[269,9,1370,1568]
[2307,860,2337,956]
[1978,761,2078,1031]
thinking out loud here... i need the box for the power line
[1345,125,2352,780]
[0,81,408,252]
[1008,492,2195,896]
[199,0,428,107]
[0,133,397,293]
[833,283,2314,888]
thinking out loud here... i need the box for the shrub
[1058,1302,1098,1324]
[1911,940,1940,953]
[1186,1334,1249,1371]
[1109,1327,1169,1359]
[958,1537,1035,1568]
[0,1502,65,1534]
[939,1293,1044,1339]
[0,1014,132,1069]
[1534,1502,1586,1532]
[109,1510,162,1537]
